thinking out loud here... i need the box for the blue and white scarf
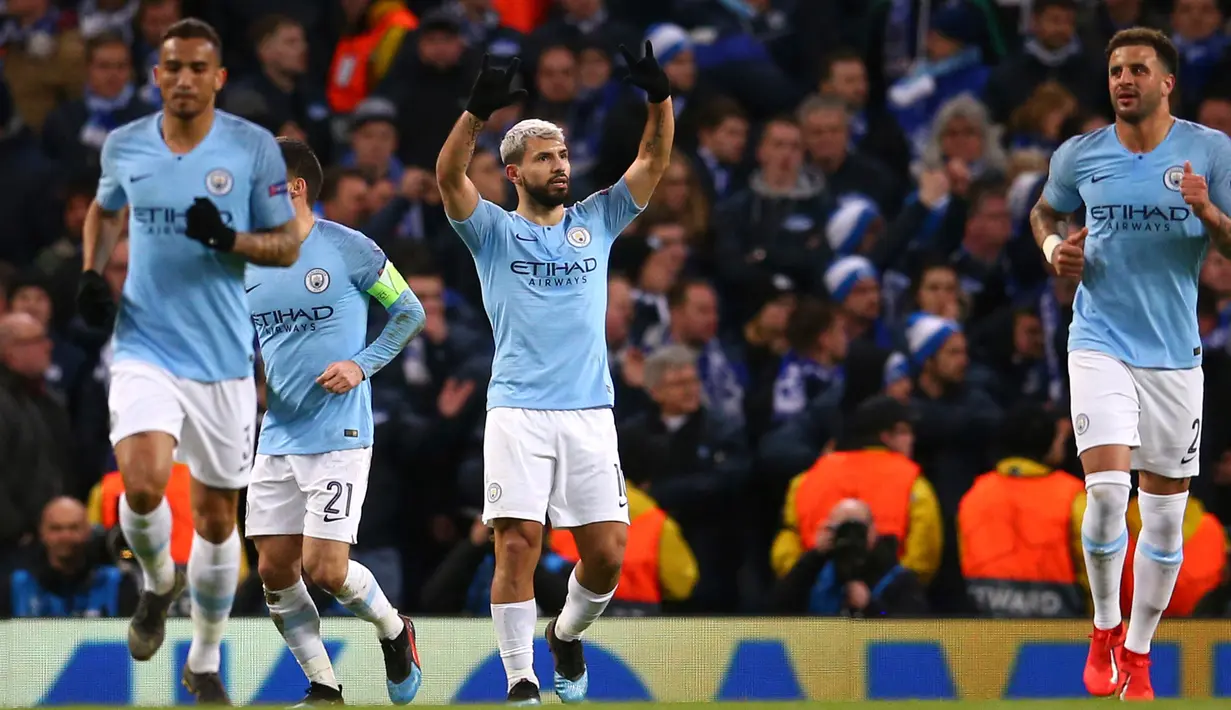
[81,83,135,150]
[772,351,843,420]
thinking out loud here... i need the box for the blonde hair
[499,119,566,164]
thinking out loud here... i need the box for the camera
[829,520,869,583]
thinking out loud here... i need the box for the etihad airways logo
[510,258,598,287]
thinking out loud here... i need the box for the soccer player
[435,44,673,706]
[245,138,426,706]
[75,19,298,703]
[1030,27,1231,699]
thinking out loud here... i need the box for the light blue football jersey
[96,111,294,382]
[247,220,390,455]
[1044,120,1231,369]
[449,179,644,410]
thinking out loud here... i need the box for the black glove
[184,197,236,252]
[465,54,528,120]
[620,41,671,104]
[76,269,115,328]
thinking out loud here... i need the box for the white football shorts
[245,447,373,544]
[109,359,256,489]
[482,407,630,528]
[1068,349,1203,478]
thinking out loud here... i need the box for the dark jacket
[715,170,835,301]
[0,368,70,549]
[770,536,928,616]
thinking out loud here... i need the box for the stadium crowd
[3,0,1231,620]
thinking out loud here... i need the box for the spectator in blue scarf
[41,32,153,174]
[888,2,990,159]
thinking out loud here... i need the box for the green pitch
[47,702,1231,709]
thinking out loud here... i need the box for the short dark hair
[318,166,368,204]
[385,241,438,278]
[1033,0,1078,15]
[786,297,840,353]
[162,18,223,55]
[86,31,129,64]
[277,137,323,203]
[997,402,1058,463]
[250,14,299,49]
[666,277,713,310]
[968,178,1009,214]
[819,47,863,83]
[696,96,747,132]
[1106,27,1178,76]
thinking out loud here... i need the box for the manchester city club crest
[566,226,591,248]
[487,482,502,503]
[1075,413,1090,435]
[304,268,330,293]
[1163,165,1185,191]
[206,168,234,196]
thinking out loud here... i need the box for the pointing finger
[506,56,520,76]
[643,40,654,60]
[618,44,635,66]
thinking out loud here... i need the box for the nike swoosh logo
[515,234,537,242]
[323,515,345,522]
[1181,455,1196,465]
[130,174,153,183]
[245,284,260,293]
[1091,174,1112,183]
[618,498,628,508]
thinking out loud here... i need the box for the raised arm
[619,42,675,207]
[436,112,485,222]
[437,56,526,222]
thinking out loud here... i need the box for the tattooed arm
[624,98,675,207]
[231,221,301,266]
[1028,195,1068,251]
[1202,211,1231,259]
[435,112,485,222]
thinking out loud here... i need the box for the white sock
[491,599,537,691]
[333,560,403,640]
[1080,471,1131,630]
[266,580,338,689]
[118,494,176,595]
[555,569,616,642]
[1125,490,1187,654]
[186,530,240,673]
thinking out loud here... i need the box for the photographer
[770,498,928,616]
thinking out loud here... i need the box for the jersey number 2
[1183,418,1201,465]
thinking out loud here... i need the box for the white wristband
[1042,234,1063,264]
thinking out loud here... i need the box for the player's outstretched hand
[619,41,671,104]
[1181,161,1214,219]
[1051,227,1087,278]
[465,55,528,121]
[184,197,236,252]
[76,270,115,328]
[317,360,364,394]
